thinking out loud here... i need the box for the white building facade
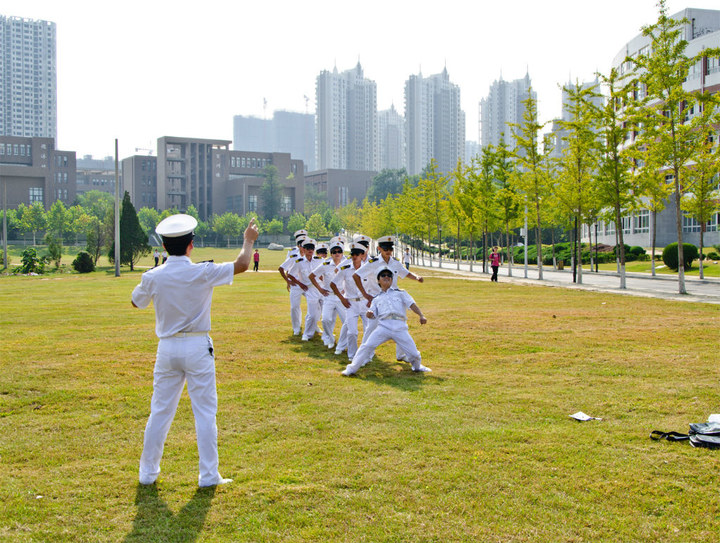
[377,104,406,171]
[479,73,533,151]
[0,16,57,139]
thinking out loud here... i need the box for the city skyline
[8,0,720,160]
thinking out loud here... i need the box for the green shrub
[14,247,47,274]
[72,251,95,273]
[707,252,720,260]
[662,242,698,271]
[629,246,646,256]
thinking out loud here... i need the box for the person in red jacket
[489,246,501,282]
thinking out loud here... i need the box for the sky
[6,0,720,160]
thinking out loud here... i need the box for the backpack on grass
[650,422,720,449]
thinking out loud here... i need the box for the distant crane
[304,95,309,114]
[135,147,154,156]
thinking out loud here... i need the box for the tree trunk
[616,203,626,289]
[506,223,512,277]
[651,209,657,277]
[673,172,686,294]
[699,224,705,280]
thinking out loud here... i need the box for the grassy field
[1,248,720,542]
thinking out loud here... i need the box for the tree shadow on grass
[123,483,216,542]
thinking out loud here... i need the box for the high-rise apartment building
[404,68,465,176]
[315,63,377,171]
[377,105,405,171]
[479,73,534,150]
[0,16,57,139]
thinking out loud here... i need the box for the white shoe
[396,354,408,362]
[412,365,431,372]
[341,368,355,376]
[200,477,233,487]
[301,336,310,342]
[327,342,335,349]
[334,348,343,355]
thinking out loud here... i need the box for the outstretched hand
[244,217,259,242]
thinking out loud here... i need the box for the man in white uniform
[330,242,368,361]
[286,238,323,342]
[278,231,307,335]
[309,238,348,350]
[131,214,258,487]
[342,267,430,376]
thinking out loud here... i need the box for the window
[29,187,43,203]
[339,186,349,207]
[683,215,702,233]
[248,194,257,212]
[281,195,292,213]
[633,210,649,233]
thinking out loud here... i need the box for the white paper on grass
[569,411,602,421]
[708,414,720,423]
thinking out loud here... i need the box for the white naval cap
[156,214,197,238]
[377,235,395,245]
[353,234,371,245]
[350,242,367,253]
[302,237,317,248]
[294,229,308,238]
[316,242,329,252]
[376,266,394,279]
[329,238,344,251]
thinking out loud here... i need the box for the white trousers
[289,285,303,335]
[321,296,347,347]
[302,293,322,339]
[346,322,422,373]
[139,335,225,487]
[345,300,368,359]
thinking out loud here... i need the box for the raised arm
[233,218,259,274]
[409,303,427,325]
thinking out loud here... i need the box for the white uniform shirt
[369,288,416,327]
[279,248,300,272]
[132,255,234,338]
[288,255,322,298]
[331,263,363,300]
[311,257,345,290]
[354,256,409,296]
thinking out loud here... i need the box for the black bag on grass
[650,422,720,449]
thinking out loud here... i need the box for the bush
[707,252,720,261]
[14,247,47,274]
[629,246,646,257]
[72,251,95,273]
[662,242,698,271]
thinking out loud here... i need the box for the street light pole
[114,139,120,277]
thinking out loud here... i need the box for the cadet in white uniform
[342,267,430,376]
[278,231,308,335]
[286,238,323,341]
[131,214,258,487]
[309,238,348,350]
[330,242,368,361]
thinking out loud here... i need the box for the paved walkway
[413,259,720,304]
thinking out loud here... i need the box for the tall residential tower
[0,16,57,139]
[479,73,534,150]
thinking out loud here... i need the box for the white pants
[345,299,368,359]
[346,321,422,374]
[361,300,405,360]
[139,335,225,487]
[321,296,347,347]
[289,285,303,335]
[302,293,322,340]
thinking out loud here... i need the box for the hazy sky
[8,0,720,160]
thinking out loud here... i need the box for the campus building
[479,73,534,151]
[121,155,157,209]
[316,63,377,171]
[233,110,315,172]
[588,7,720,248]
[305,169,375,208]
[404,68,465,175]
[377,105,406,171]
[0,16,57,139]
[0,136,75,208]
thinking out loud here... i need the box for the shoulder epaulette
[340,264,351,270]
[323,260,332,265]
[295,256,304,262]
[199,259,214,263]
[369,256,379,263]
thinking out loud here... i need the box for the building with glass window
[0,136,75,208]
[479,73,534,153]
[377,105,406,171]
[589,7,720,248]
[0,16,57,139]
[405,68,465,176]
[305,169,375,209]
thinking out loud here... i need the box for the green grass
[1,258,720,541]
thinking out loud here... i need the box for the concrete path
[413,259,720,305]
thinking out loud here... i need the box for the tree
[212,212,242,247]
[46,200,71,242]
[416,160,449,265]
[137,207,161,237]
[286,212,306,235]
[629,0,720,293]
[555,80,601,284]
[266,218,284,242]
[23,202,47,245]
[492,135,520,275]
[304,186,331,218]
[512,87,550,279]
[593,67,638,289]
[335,202,361,235]
[78,191,114,221]
[305,213,327,239]
[109,191,151,271]
[260,165,282,220]
[681,128,720,279]
[366,169,408,204]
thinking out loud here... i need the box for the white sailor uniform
[132,255,234,487]
[279,248,303,335]
[312,256,348,349]
[288,254,323,341]
[343,287,426,375]
[331,262,367,360]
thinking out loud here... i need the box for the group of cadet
[278,230,431,376]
